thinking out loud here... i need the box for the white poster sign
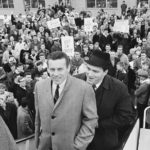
[47,18,61,30]
[67,16,76,26]
[61,36,74,57]
[84,18,93,32]
[113,20,129,33]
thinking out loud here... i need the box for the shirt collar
[95,75,110,90]
[52,78,67,90]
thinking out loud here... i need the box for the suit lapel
[95,85,104,108]
[44,78,54,108]
[53,75,71,111]
[95,75,110,111]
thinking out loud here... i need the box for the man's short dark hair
[118,45,123,49]
[48,51,70,67]
[24,70,32,76]
[106,44,111,47]
[36,61,43,66]
[21,97,28,108]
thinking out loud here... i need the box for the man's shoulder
[35,78,50,88]
[122,53,128,59]
[106,75,127,90]
[74,73,86,81]
[70,75,91,89]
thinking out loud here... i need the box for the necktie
[54,85,59,104]
[92,84,96,92]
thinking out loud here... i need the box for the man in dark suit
[75,50,134,150]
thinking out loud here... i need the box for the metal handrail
[143,106,150,129]
[16,134,35,144]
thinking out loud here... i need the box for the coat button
[52,132,55,136]
[51,116,56,119]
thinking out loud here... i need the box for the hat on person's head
[85,50,111,70]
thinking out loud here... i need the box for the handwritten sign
[113,20,129,33]
[47,18,61,30]
[61,36,74,57]
[84,18,93,32]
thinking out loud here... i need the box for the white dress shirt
[52,79,67,98]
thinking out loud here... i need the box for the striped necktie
[54,84,60,104]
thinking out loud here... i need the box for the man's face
[94,42,99,48]
[10,36,14,41]
[7,45,12,51]
[34,46,38,51]
[89,44,94,49]
[83,46,88,53]
[136,50,141,56]
[117,47,123,55]
[74,52,81,60]
[141,53,147,61]
[86,63,107,85]
[41,44,45,50]
[19,80,26,88]
[0,87,5,94]
[33,36,38,42]
[106,45,111,53]
[104,30,108,35]
[48,58,70,85]
[17,66,24,72]
[109,51,116,59]
[40,55,45,61]
[42,72,48,79]
[25,75,32,82]
[37,64,43,71]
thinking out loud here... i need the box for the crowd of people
[0,1,150,150]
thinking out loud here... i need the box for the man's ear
[105,69,108,75]
[67,64,71,73]
[47,68,50,75]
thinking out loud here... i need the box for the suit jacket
[0,116,18,150]
[34,75,98,150]
[17,106,34,139]
[76,74,134,150]
[108,58,119,77]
